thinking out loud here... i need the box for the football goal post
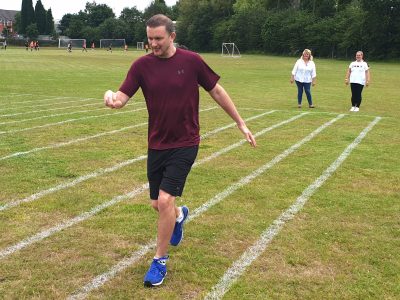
[58,38,86,48]
[221,43,241,58]
[100,39,126,49]
[137,42,144,50]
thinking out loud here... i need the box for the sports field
[0,48,399,299]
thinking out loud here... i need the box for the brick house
[0,9,19,37]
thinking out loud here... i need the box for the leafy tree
[308,16,338,57]
[119,7,145,44]
[59,14,74,35]
[35,0,47,34]
[13,12,22,33]
[143,0,172,21]
[98,18,128,39]
[361,0,400,58]
[81,26,100,44]
[262,9,316,54]
[25,23,39,39]
[266,0,293,10]
[300,0,336,17]
[177,0,234,51]
[21,0,35,34]
[169,2,181,20]
[45,9,55,35]
[217,2,267,52]
[337,0,353,11]
[334,2,366,58]
[84,1,115,27]
[120,7,143,24]
[66,17,85,38]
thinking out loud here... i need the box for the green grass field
[0,47,399,299]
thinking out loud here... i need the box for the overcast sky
[2,0,178,20]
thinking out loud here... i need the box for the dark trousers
[295,81,312,105]
[350,83,364,107]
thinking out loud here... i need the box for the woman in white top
[345,51,370,112]
[290,49,317,108]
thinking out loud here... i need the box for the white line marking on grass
[0,184,150,260]
[1,94,79,100]
[192,114,344,218]
[200,110,276,140]
[67,114,339,300]
[0,102,101,117]
[204,116,381,300]
[0,108,146,135]
[0,107,217,162]
[1,93,35,97]
[0,98,98,113]
[0,109,270,209]
[7,96,91,105]
[0,155,148,212]
[0,107,109,125]
[0,123,147,161]
[0,111,296,261]
[195,112,309,166]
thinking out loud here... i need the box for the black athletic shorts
[147,145,199,200]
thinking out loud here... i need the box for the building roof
[0,9,19,22]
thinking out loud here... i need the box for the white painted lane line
[0,156,147,212]
[67,114,340,300]
[200,110,276,140]
[0,123,146,162]
[195,112,309,166]
[8,96,94,104]
[204,116,381,300]
[0,184,149,260]
[0,93,35,97]
[0,109,270,210]
[0,108,147,135]
[0,102,100,118]
[0,107,216,161]
[0,107,108,125]
[0,98,98,113]
[0,111,298,260]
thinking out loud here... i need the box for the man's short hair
[146,14,175,34]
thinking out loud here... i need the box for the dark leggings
[350,83,364,107]
[295,81,312,105]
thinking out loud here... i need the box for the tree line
[176,0,399,59]
[15,0,400,59]
[16,0,55,38]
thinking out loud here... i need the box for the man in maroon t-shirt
[104,14,256,287]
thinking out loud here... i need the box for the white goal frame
[100,39,126,49]
[136,42,144,50]
[221,42,241,58]
[58,38,86,48]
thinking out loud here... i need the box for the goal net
[137,42,144,50]
[100,39,126,49]
[221,43,241,58]
[58,39,86,48]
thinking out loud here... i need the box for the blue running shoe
[170,206,189,246]
[144,256,168,287]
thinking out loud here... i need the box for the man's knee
[157,190,175,211]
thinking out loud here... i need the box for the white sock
[176,207,184,223]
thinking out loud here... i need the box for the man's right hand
[104,90,123,108]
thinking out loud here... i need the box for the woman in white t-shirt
[345,51,370,112]
[290,49,317,108]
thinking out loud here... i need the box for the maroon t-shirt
[119,48,220,150]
